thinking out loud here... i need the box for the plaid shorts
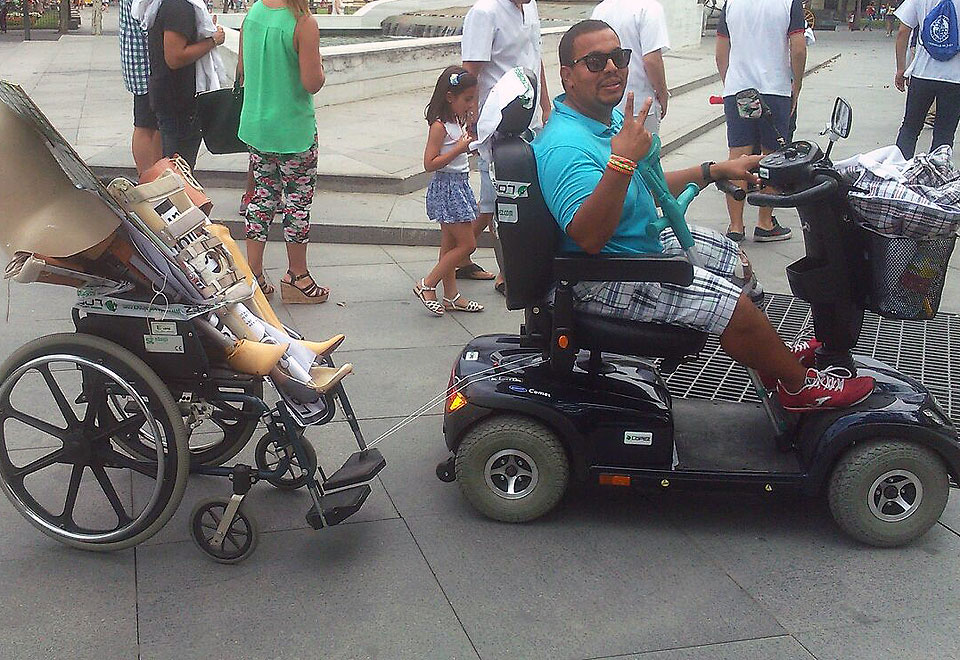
[572,225,743,335]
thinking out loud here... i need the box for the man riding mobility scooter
[437,75,960,547]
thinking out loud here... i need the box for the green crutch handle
[636,135,701,253]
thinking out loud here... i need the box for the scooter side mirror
[831,97,853,139]
[735,88,766,120]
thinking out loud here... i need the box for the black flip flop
[495,281,506,296]
[455,262,496,280]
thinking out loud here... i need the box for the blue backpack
[921,0,960,61]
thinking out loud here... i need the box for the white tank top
[438,121,470,174]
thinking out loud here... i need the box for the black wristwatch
[701,161,716,184]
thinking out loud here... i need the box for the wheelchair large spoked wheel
[111,378,263,469]
[455,415,569,523]
[0,333,189,551]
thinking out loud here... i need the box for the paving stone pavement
[1,25,960,660]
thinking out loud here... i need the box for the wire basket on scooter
[860,224,956,321]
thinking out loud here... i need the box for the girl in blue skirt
[413,66,485,316]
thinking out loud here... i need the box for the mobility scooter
[437,86,960,547]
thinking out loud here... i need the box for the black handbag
[196,81,247,154]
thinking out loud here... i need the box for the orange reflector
[557,335,569,349]
[599,474,631,487]
[447,391,468,412]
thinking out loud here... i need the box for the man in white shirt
[590,0,670,134]
[716,0,806,243]
[460,0,551,291]
[894,0,960,157]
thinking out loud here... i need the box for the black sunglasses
[572,47,632,73]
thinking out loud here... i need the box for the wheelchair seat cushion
[573,313,708,359]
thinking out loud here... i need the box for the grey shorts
[478,155,496,215]
[572,225,743,335]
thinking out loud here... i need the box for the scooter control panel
[757,140,825,191]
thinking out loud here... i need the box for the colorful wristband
[607,154,638,175]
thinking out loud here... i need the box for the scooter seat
[574,314,708,359]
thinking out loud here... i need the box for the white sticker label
[150,321,178,335]
[497,204,519,224]
[758,166,770,180]
[464,351,479,361]
[495,180,531,199]
[144,335,184,354]
[623,431,653,446]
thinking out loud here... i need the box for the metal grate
[664,293,959,426]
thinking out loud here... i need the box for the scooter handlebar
[747,176,838,208]
[715,179,746,201]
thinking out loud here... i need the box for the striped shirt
[119,0,150,95]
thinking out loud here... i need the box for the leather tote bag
[196,82,247,155]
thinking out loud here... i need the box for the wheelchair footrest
[305,484,371,529]
[323,448,386,491]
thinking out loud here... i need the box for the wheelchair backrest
[491,76,561,311]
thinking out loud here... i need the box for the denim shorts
[724,93,792,151]
[156,111,201,171]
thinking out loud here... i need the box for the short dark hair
[558,19,616,67]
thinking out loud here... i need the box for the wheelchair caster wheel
[190,497,259,564]
[254,433,317,490]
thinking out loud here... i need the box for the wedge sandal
[280,270,329,304]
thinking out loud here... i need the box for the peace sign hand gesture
[610,93,654,164]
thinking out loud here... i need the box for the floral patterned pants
[245,137,318,243]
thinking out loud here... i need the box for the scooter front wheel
[455,415,569,523]
[828,439,950,547]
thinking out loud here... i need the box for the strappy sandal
[280,270,329,304]
[443,293,484,313]
[253,271,274,297]
[413,278,444,316]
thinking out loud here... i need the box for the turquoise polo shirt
[532,95,663,255]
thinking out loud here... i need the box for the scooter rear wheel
[455,415,569,523]
[828,439,950,547]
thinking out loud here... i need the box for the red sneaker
[759,337,822,389]
[791,337,821,367]
[778,367,875,412]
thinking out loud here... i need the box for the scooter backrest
[491,72,561,311]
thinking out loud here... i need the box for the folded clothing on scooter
[835,145,958,320]
[836,145,960,239]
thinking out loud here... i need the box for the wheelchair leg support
[333,382,367,451]
[324,354,367,450]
